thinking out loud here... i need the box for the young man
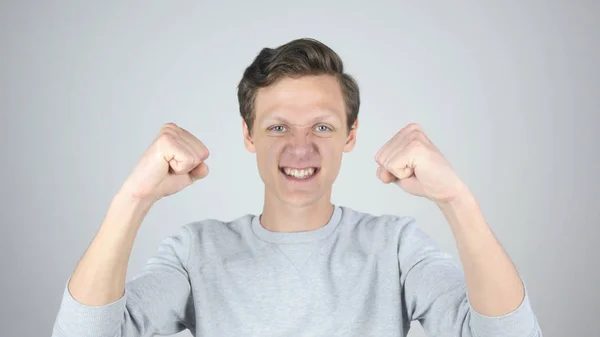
[52,38,542,337]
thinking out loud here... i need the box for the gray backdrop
[1,1,598,337]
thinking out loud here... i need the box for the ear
[343,119,358,152]
[243,120,256,153]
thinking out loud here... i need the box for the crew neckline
[251,205,343,243]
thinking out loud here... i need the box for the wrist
[115,183,157,210]
[101,189,155,233]
[436,186,489,236]
[436,183,476,211]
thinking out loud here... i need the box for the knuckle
[401,123,421,137]
[375,151,385,164]
[407,123,421,130]
[157,132,177,146]
[186,154,197,167]
[192,138,209,159]
[408,138,423,150]
[200,146,210,158]
[160,123,182,137]
[162,122,178,130]
[407,129,422,141]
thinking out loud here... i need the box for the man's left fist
[375,123,468,204]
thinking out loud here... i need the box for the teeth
[283,167,316,179]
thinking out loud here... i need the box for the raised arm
[52,123,210,337]
[377,123,543,336]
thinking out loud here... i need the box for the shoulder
[180,213,256,244]
[338,205,453,265]
[337,205,423,245]
[163,213,260,264]
[338,205,418,232]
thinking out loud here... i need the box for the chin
[276,184,328,208]
[278,191,325,208]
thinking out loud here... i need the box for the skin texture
[243,75,357,233]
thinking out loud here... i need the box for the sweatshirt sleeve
[396,217,543,337]
[52,225,196,337]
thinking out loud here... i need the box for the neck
[259,191,334,233]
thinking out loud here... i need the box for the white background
[1,1,598,336]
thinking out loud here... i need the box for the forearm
[437,186,524,317]
[68,190,154,306]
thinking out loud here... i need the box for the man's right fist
[121,123,210,202]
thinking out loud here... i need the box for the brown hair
[237,38,360,135]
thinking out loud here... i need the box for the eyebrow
[262,114,340,126]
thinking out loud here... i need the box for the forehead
[254,75,346,124]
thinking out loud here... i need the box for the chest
[189,243,407,336]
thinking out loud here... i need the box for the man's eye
[315,125,332,132]
[270,125,286,132]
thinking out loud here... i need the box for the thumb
[396,176,425,196]
[377,166,397,184]
[189,162,209,181]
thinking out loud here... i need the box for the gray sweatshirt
[51,205,542,337]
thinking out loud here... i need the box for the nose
[287,128,317,158]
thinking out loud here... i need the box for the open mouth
[279,167,320,180]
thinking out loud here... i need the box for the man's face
[243,75,358,207]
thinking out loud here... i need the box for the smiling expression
[243,74,358,207]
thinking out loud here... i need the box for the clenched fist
[375,123,468,204]
[121,123,210,202]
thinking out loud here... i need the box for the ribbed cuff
[469,284,539,337]
[54,279,126,337]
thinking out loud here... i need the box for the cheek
[255,142,282,169]
[316,139,345,165]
